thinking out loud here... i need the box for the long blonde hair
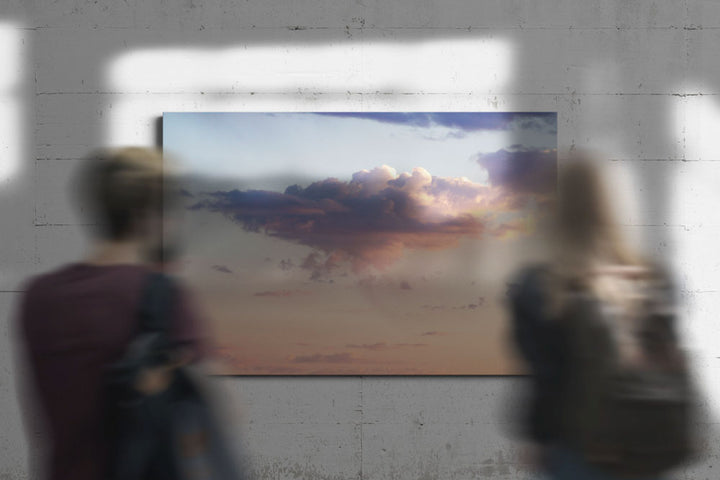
[545,154,652,319]
[552,154,641,279]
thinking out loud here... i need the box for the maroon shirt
[17,263,205,480]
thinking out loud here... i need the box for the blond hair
[545,153,649,315]
[75,147,168,240]
[553,154,641,277]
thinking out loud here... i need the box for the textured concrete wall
[1,1,719,479]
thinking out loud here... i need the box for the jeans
[540,446,665,480]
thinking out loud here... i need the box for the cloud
[475,147,557,195]
[489,222,528,239]
[211,264,233,274]
[191,166,519,273]
[346,342,429,351]
[290,352,356,364]
[301,251,345,281]
[421,298,486,311]
[208,343,246,369]
[253,289,312,297]
[315,112,556,134]
[278,258,295,271]
[421,304,447,311]
[346,342,388,351]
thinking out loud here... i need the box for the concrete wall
[1,1,719,478]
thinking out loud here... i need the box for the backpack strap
[133,272,179,366]
[137,272,177,335]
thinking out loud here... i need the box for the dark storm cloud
[315,112,556,133]
[476,147,557,195]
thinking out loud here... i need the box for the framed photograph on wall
[163,112,556,375]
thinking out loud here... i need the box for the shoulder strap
[137,272,177,335]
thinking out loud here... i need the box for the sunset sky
[163,112,556,375]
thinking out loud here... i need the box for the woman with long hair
[509,154,694,480]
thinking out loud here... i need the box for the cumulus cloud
[475,147,557,195]
[191,164,546,274]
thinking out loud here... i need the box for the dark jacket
[17,263,205,480]
[508,265,569,444]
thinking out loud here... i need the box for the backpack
[558,266,697,477]
[103,272,243,480]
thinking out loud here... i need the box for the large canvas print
[163,112,556,375]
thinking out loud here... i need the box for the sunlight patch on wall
[683,95,720,161]
[105,38,514,146]
[673,91,720,421]
[0,23,23,190]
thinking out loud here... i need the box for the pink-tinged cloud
[207,344,248,370]
[301,251,346,281]
[345,342,429,352]
[253,289,312,297]
[290,352,356,364]
[346,342,388,351]
[191,164,552,274]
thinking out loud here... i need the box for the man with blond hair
[17,148,205,480]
